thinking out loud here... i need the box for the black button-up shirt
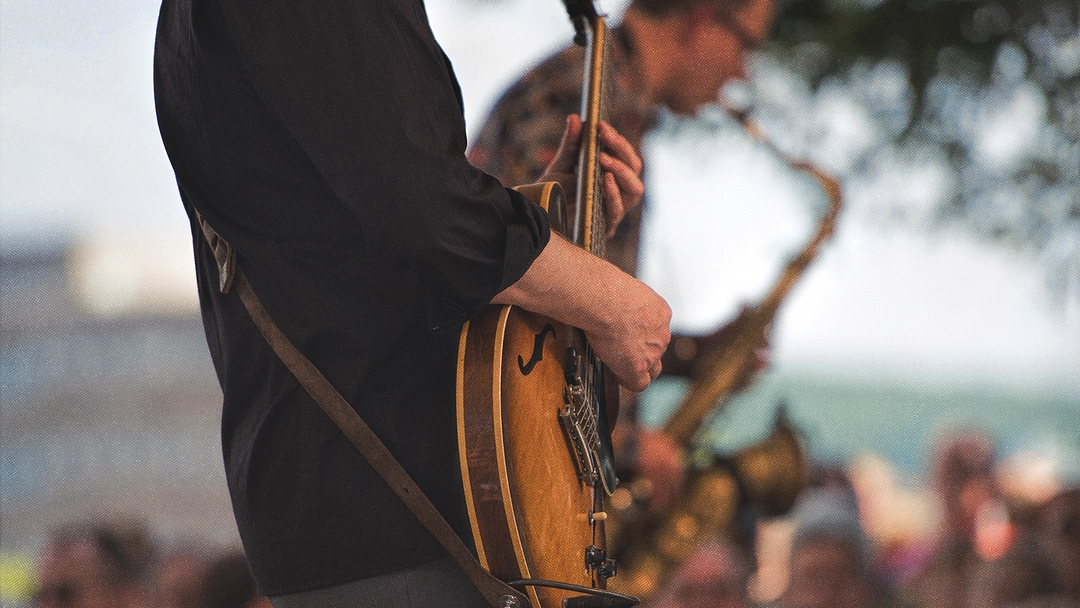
[154,0,550,593]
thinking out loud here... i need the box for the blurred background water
[640,374,1080,476]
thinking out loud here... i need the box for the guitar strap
[194,212,530,608]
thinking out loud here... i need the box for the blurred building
[0,234,237,556]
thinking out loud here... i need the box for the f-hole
[519,324,557,375]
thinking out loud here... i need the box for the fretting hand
[539,114,645,237]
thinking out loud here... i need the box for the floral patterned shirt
[468,26,657,275]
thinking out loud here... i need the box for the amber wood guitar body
[458,304,601,608]
[458,3,624,605]
[458,180,612,608]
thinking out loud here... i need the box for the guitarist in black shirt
[153,0,669,604]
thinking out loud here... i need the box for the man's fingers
[600,152,645,206]
[598,121,643,174]
[538,115,584,194]
[649,358,663,380]
[620,370,649,393]
[607,355,656,393]
[603,171,624,237]
[550,114,583,173]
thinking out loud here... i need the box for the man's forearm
[492,234,619,334]
[492,232,671,392]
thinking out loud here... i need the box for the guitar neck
[570,10,608,258]
[567,3,621,487]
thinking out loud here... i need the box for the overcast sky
[2,0,1077,393]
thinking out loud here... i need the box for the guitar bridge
[561,384,598,486]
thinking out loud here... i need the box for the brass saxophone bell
[608,407,809,600]
[721,405,809,517]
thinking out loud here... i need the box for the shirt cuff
[425,187,550,332]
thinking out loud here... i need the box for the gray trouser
[268,556,489,608]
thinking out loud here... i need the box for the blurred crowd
[5,427,1078,608]
[5,522,268,608]
[646,428,1080,608]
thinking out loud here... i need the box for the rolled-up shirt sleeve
[217,0,549,329]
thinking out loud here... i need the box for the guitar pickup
[564,345,582,386]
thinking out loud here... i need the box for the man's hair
[628,0,754,18]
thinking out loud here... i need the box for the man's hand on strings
[493,234,670,393]
[539,114,645,237]
[598,120,644,236]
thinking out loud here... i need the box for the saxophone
[610,409,808,599]
[607,110,843,600]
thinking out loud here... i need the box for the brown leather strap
[195,213,529,608]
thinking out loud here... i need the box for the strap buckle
[194,211,236,294]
